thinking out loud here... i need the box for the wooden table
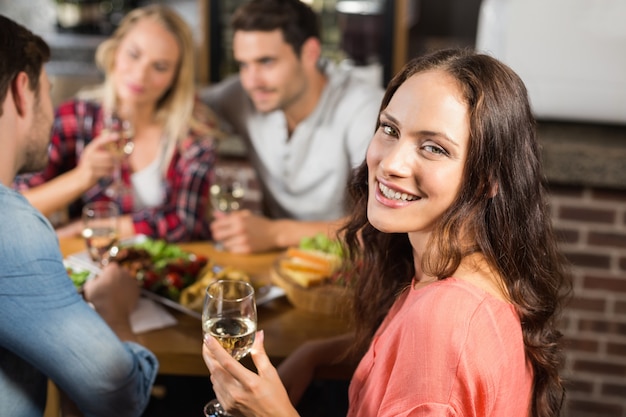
[58,237,352,376]
[46,238,352,416]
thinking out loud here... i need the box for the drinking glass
[209,167,247,214]
[102,111,134,198]
[209,167,249,250]
[81,201,120,266]
[202,280,257,417]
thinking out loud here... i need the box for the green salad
[66,267,91,289]
[299,233,344,257]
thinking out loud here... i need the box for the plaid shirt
[14,99,217,242]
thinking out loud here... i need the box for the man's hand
[210,210,278,254]
[83,263,139,341]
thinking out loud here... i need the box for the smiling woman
[13,4,223,243]
[366,70,469,234]
[197,48,572,417]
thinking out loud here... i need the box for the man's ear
[10,72,31,117]
[300,37,322,68]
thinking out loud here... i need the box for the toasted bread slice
[285,248,340,274]
[279,247,343,288]
[279,265,327,288]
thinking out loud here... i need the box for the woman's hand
[202,330,300,417]
[75,131,119,189]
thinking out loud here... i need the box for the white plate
[141,284,285,320]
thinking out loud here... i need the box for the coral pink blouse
[348,278,532,417]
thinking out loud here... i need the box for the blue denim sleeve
[0,187,158,417]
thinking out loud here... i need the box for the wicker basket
[270,260,352,316]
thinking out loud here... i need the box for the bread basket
[270,258,352,316]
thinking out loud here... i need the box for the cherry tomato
[194,255,209,264]
[141,270,160,290]
[165,272,184,289]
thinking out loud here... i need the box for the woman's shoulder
[406,278,525,366]
[411,278,520,330]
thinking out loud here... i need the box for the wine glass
[209,166,248,250]
[202,279,257,417]
[102,111,134,199]
[209,166,247,213]
[81,201,120,267]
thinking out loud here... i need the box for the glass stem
[107,158,122,199]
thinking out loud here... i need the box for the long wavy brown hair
[342,48,572,417]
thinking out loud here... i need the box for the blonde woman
[14,5,221,242]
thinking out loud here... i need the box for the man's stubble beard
[18,98,52,175]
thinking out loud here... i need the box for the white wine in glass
[209,167,247,213]
[81,201,120,266]
[202,279,257,417]
[102,111,134,198]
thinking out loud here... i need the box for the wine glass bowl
[209,167,247,214]
[202,279,257,417]
[81,201,120,266]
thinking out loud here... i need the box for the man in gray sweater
[201,0,384,254]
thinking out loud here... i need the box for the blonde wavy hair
[79,4,220,169]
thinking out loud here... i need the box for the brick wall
[550,184,626,417]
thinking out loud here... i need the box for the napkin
[130,297,178,334]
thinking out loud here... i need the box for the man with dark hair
[0,14,157,417]
[202,0,384,254]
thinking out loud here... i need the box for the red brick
[619,256,626,271]
[616,301,626,315]
[573,359,626,376]
[564,377,594,393]
[578,319,626,335]
[591,187,626,202]
[602,382,626,397]
[567,296,606,312]
[588,231,626,248]
[564,251,611,269]
[548,184,585,198]
[583,275,626,293]
[607,342,626,356]
[555,227,580,244]
[559,206,616,224]
[567,399,623,416]
[564,336,600,353]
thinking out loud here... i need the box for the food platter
[65,235,285,319]
[139,284,284,320]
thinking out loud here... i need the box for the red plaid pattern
[14,99,217,242]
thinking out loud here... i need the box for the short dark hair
[231,0,320,56]
[0,14,50,116]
